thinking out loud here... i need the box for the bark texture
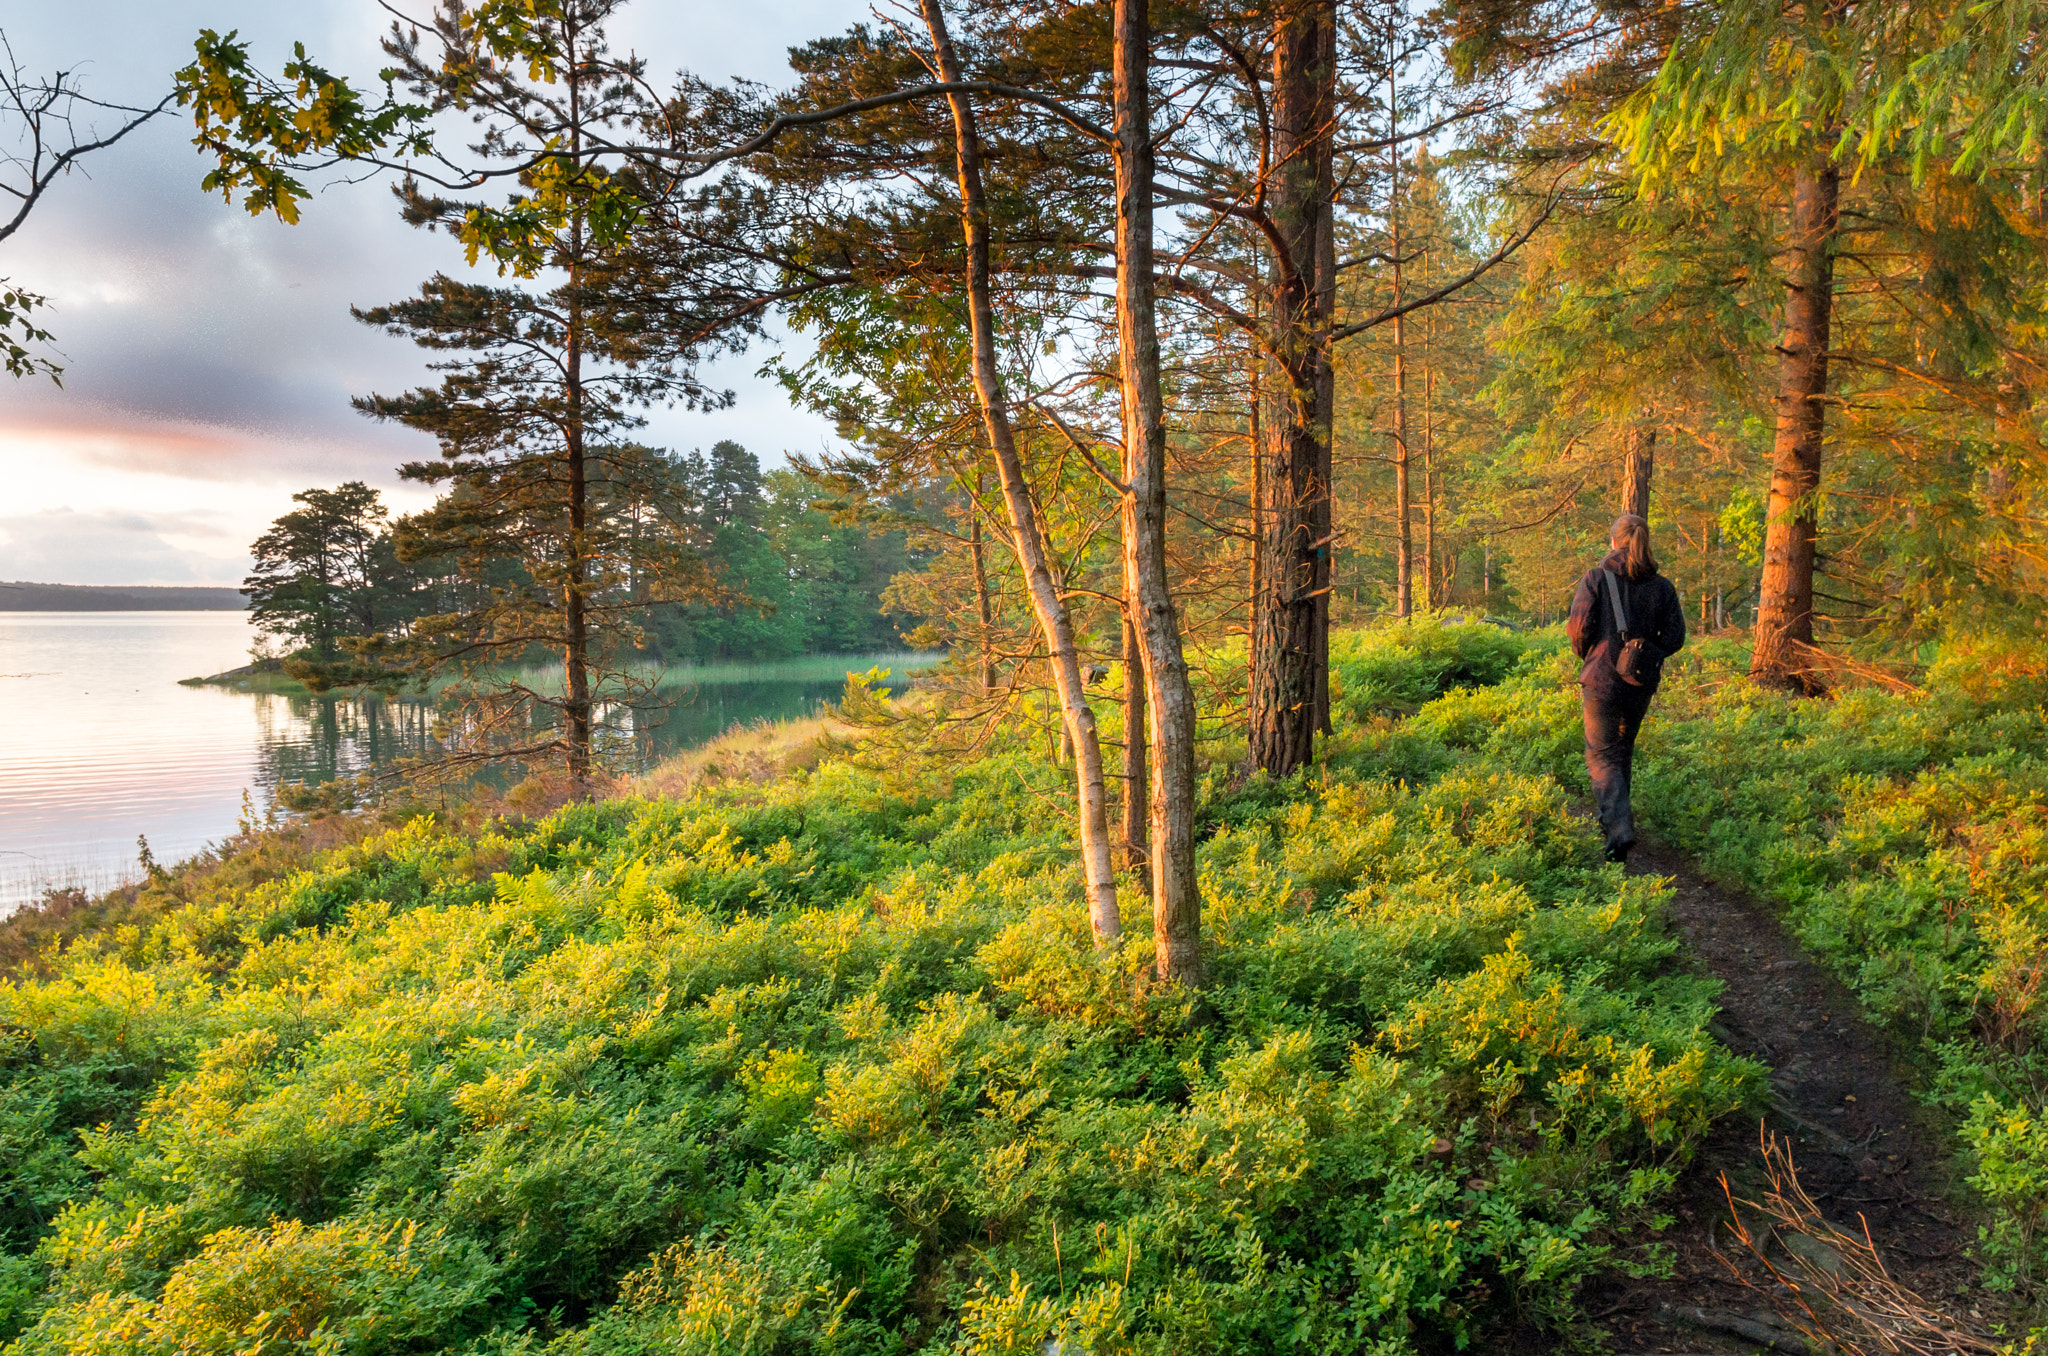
[1388,32,1412,620]
[1120,615,1147,883]
[563,99,591,787]
[920,0,1121,942]
[1248,0,1336,779]
[1311,131,1335,736]
[969,474,996,692]
[1391,230,1412,616]
[1622,420,1655,520]
[1114,0,1201,984]
[1751,162,1839,693]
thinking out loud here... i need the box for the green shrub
[1425,625,2048,1296]
[0,621,1759,1354]
[8,1218,496,1356]
[1329,617,1544,721]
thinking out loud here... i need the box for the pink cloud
[0,408,408,484]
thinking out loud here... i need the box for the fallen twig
[1715,1126,1995,1356]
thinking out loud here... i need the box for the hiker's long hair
[1610,514,1658,579]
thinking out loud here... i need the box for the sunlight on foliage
[0,621,1759,1352]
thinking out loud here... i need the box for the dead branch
[1714,1127,1994,1356]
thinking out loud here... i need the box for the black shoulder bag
[1600,570,1661,688]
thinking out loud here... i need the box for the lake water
[0,612,918,910]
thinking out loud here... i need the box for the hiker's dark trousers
[1582,684,1654,857]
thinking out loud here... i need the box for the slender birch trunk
[919,0,1120,941]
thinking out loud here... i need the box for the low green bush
[1328,615,1551,721]
[1443,631,2048,1296]
[0,654,1751,1354]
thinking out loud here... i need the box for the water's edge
[0,612,935,911]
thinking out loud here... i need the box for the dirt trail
[1578,838,1990,1354]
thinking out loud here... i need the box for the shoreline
[178,650,945,697]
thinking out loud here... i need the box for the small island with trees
[193,442,918,727]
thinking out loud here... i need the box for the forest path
[1578,837,1993,1354]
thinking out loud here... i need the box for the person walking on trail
[1568,514,1686,863]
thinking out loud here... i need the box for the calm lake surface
[0,612,921,910]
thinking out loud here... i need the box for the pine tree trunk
[1622,420,1655,520]
[1311,133,1335,737]
[1121,614,1147,884]
[555,27,595,790]
[562,121,592,787]
[1387,32,1415,620]
[316,548,335,661]
[1247,329,1263,664]
[1422,328,1437,610]
[920,0,1121,944]
[1751,161,1839,693]
[1390,140,1413,618]
[1248,0,1335,780]
[1114,0,1200,983]
[564,383,591,785]
[969,473,995,692]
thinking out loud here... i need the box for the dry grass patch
[630,713,856,797]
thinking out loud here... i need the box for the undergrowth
[1400,629,2048,1299]
[0,620,1754,1355]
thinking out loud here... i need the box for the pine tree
[354,1,719,783]
[244,482,393,665]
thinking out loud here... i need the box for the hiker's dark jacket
[1567,552,1687,697]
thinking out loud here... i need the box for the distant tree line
[245,441,918,703]
[0,582,242,611]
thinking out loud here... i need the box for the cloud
[0,0,858,582]
[0,408,420,484]
[0,507,247,585]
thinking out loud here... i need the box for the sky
[0,0,867,586]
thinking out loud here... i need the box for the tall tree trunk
[1248,0,1335,779]
[562,92,591,787]
[315,544,335,661]
[1113,0,1201,984]
[1422,312,1437,609]
[1120,614,1147,883]
[1621,418,1655,519]
[564,357,591,784]
[1750,161,1839,693]
[1247,307,1263,661]
[920,0,1121,943]
[969,472,996,692]
[555,24,597,790]
[1311,113,1336,736]
[1390,125,1413,618]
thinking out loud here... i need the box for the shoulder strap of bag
[1600,569,1633,640]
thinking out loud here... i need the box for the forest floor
[1578,835,1998,1355]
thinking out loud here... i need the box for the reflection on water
[251,691,444,794]
[0,611,917,911]
[242,679,856,798]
